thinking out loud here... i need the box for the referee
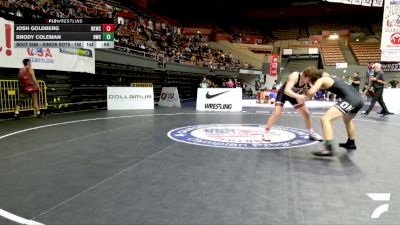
[362,63,393,117]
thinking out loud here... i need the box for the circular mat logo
[167,124,318,149]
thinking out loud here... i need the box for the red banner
[269,54,279,76]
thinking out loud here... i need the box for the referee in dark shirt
[362,63,393,117]
[351,72,361,92]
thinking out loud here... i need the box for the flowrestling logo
[167,124,318,149]
[367,193,391,219]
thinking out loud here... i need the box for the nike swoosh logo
[206,91,229,99]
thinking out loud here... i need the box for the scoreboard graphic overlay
[14,19,114,49]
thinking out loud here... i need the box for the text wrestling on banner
[0,17,95,74]
[159,87,181,108]
[196,88,242,112]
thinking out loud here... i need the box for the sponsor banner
[159,87,181,108]
[381,0,400,50]
[308,48,319,54]
[196,88,242,112]
[0,17,95,74]
[336,62,348,69]
[328,0,378,6]
[326,0,348,3]
[368,61,400,71]
[381,61,400,71]
[383,88,400,114]
[269,54,279,76]
[107,87,154,110]
[361,0,372,6]
[381,49,400,61]
[167,124,319,149]
[239,69,262,75]
[283,49,293,55]
[372,0,383,7]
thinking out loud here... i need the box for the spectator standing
[272,80,281,90]
[234,79,241,88]
[226,79,234,88]
[351,72,361,92]
[362,63,393,116]
[200,76,208,88]
[389,79,399,88]
[245,85,253,97]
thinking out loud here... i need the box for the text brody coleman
[16,35,62,40]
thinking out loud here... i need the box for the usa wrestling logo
[167,124,318,149]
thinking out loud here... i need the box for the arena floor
[0,107,399,225]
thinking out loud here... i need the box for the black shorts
[17,88,37,106]
[18,90,34,98]
[334,96,364,115]
[275,88,304,109]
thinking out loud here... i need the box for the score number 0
[102,24,115,32]
[102,24,115,42]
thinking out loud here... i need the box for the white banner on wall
[159,87,181,108]
[327,0,380,6]
[196,88,242,112]
[336,62,348,68]
[381,49,400,61]
[372,0,383,7]
[0,17,95,74]
[239,69,262,75]
[283,49,293,55]
[107,87,154,110]
[381,0,400,50]
[308,48,319,54]
[326,0,348,3]
[361,0,372,6]
[383,88,400,114]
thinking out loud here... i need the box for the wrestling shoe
[262,132,272,142]
[361,111,368,116]
[381,112,394,117]
[339,142,357,150]
[309,132,323,141]
[36,112,45,118]
[312,145,334,157]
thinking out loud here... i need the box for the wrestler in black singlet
[276,72,308,108]
[326,77,364,114]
